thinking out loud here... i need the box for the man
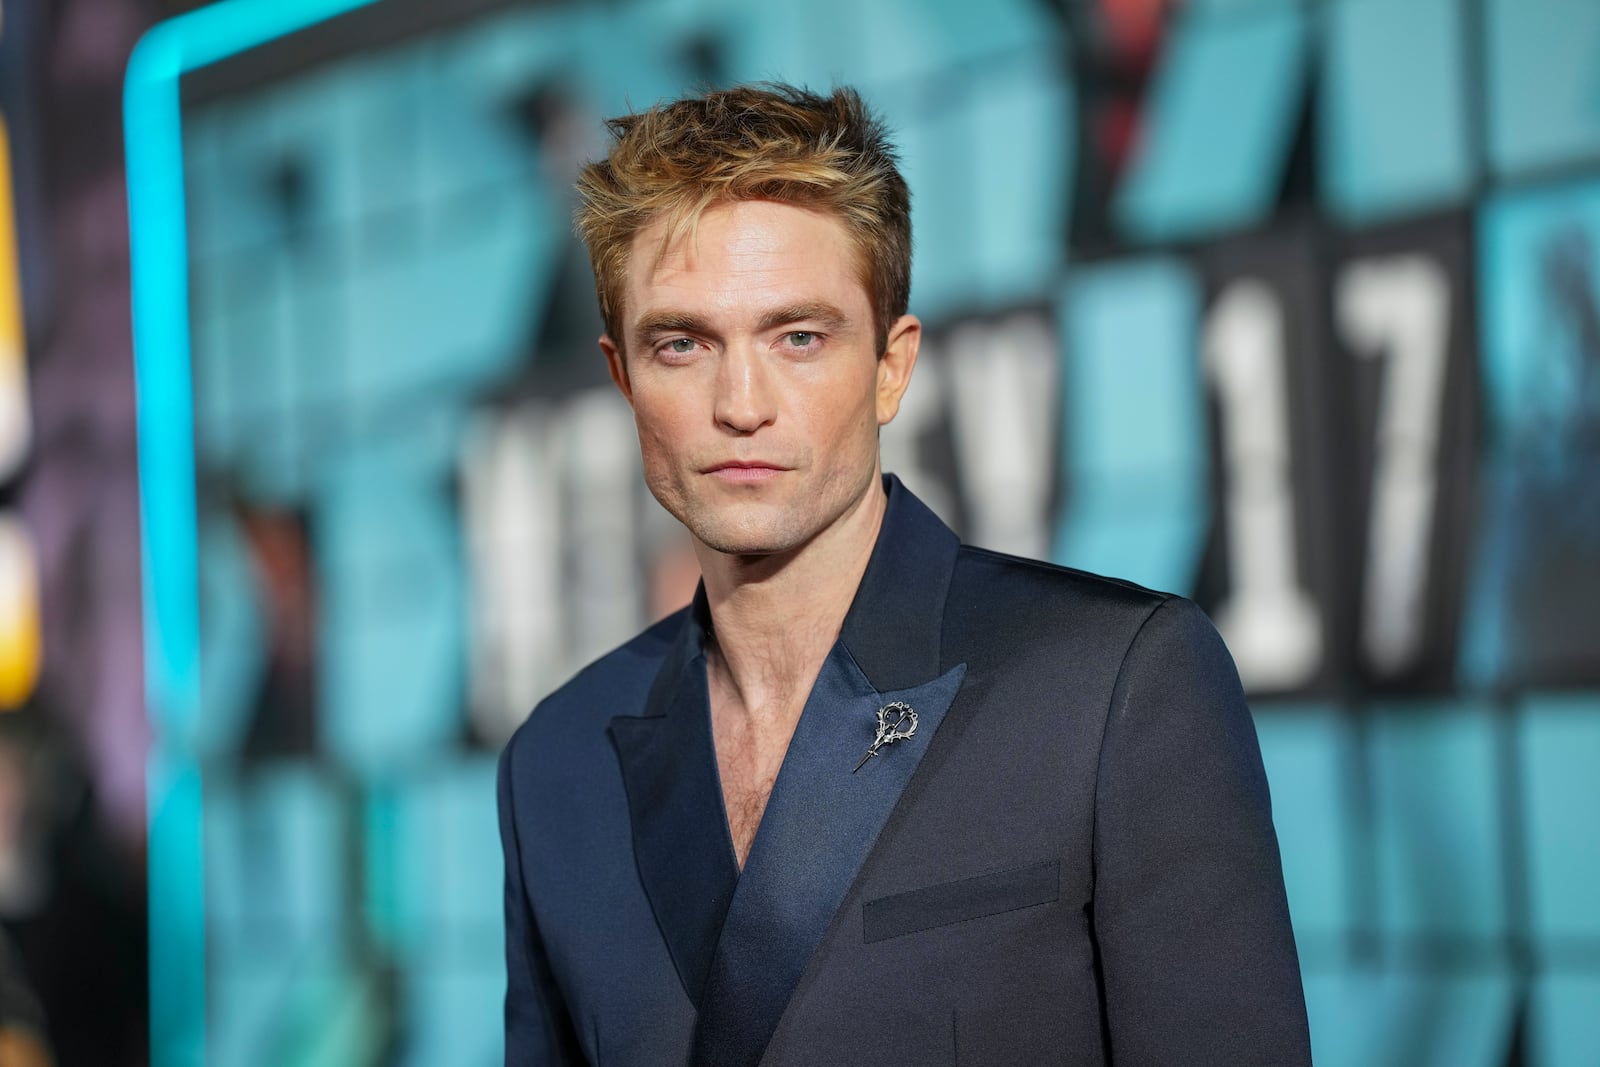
[499,83,1312,1067]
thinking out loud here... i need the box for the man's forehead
[633,202,848,272]
[622,201,870,317]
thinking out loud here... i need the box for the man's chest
[709,693,804,868]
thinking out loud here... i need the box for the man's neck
[696,475,887,720]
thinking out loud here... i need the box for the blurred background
[0,0,1595,1063]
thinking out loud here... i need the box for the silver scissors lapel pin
[853,702,918,773]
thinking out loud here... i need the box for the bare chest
[710,694,805,870]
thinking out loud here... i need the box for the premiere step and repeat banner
[124,1,1600,1063]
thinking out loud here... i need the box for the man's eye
[785,332,817,347]
[664,338,696,355]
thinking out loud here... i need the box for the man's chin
[692,527,801,559]
[683,507,810,558]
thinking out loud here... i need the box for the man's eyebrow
[632,311,713,350]
[630,303,855,350]
[758,302,852,333]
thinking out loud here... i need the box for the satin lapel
[609,594,740,1009]
[689,477,968,1067]
[692,648,966,1067]
[840,475,962,687]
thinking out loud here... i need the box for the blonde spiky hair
[574,83,912,354]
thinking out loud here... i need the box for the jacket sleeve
[499,730,586,1066]
[1091,596,1312,1066]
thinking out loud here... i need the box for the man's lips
[704,462,788,483]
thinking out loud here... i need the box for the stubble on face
[666,444,881,561]
[607,200,889,564]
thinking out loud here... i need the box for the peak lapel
[692,650,967,1067]
[609,593,739,1009]
[690,476,968,1067]
[841,475,962,687]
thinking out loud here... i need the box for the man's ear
[875,314,921,426]
[600,334,634,408]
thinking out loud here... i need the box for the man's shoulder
[944,543,1219,668]
[952,542,1174,617]
[945,545,1237,714]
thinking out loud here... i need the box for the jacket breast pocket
[862,859,1060,944]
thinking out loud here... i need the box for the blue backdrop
[126,0,1600,1063]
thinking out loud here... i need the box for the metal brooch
[852,702,918,773]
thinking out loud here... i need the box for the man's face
[601,199,918,558]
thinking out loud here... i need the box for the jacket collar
[691,648,966,1067]
[609,475,964,1034]
[838,474,961,690]
[607,588,732,1007]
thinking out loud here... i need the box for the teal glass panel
[911,0,1059,65]
[1053,477,1206,595]
[183,99,290,258]
[1304,970,1516,1067]
[894,75,1073,311]
[391,759,501,951]
[1529,975,1600,1067]
[275,263,349,461]
[1053,257,1208,593]
[1476,179,1600,450]
[403,968,503,1067]
[206,765,345,963]
[438,7,583,109]
[316,456,465,779]
[212,251,295,493]
[210,968,382,1067]
[415,50,529,204]
[340,176,546,400]
[1253,704,1358,939]
[723,0,942,90]
[1464,181,1600,691]
[1486,0,1600,178]
[967,67,1073,307]
[363,785,405,953]
[267,66,369,230]
[206,765,361,1065]
[1321,0,1472,222]
[1518,693,1600,938]
[899,101,976,315]
[385,759,503,1064]
[1115,4,1309,242]
[338,54,429,220]
[1368,701,1506,939]
[1189,0,1303,10]
[1059,259,1204,476]
[194,516,265,759]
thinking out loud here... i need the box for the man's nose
[713,346,777,433]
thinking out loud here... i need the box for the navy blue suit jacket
[498,477,1312,1066]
